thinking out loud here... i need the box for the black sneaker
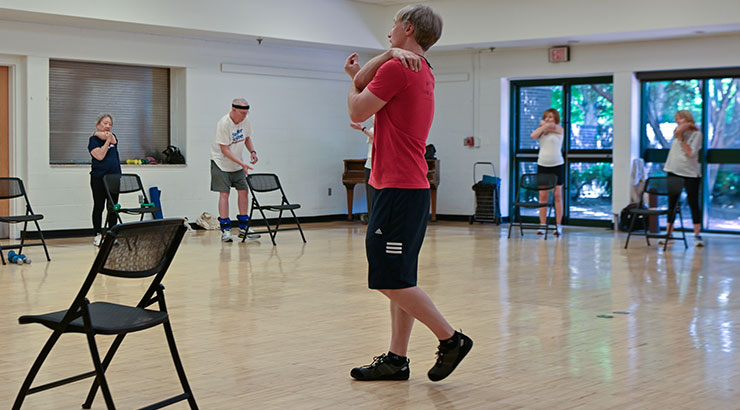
[350,353,410,381]
[427,331,473,382]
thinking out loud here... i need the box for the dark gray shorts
[366,188,430,289]
[210,160,248,192]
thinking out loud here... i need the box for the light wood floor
[1,222,738,409]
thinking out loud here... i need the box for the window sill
[50,164,187,167]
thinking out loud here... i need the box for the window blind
[49,60,170,164]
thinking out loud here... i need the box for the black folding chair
[624,176,688,251]
[0,177,51,265]
[245,173,306,246]
[12,218,198,410]
[103,174,161,225]
[507,173,558,240]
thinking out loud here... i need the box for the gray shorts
[210,160,248,192]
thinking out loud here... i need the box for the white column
[612,71,640,221]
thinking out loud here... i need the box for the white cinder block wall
[1,19,373,233]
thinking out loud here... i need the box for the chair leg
[518,208,524,237]
[33,220,51,261]
[678,208,688,249]
[258,208,277,246]
[18,220,28,255]
[507,209,514,238]
[290,210,307,243]
[644,215,652,247]
[84,332,116,410]
[12,331,63,410]
[544,205,553,240]
[162,321,199,409]
[274,210,283,233]
[663,215,670,251]
[1,247,6,265]
[624,213,637,249]
[82,334,127,409]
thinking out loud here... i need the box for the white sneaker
[554,227,562,237]
[239,228,261,240]
[183,217,195,232]
[221,230,233,242]
[536,229,545,236]
[695,236,705,247]
[657,238,667,246]
[93,234,102,247]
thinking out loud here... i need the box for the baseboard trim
[20,214,353,239]
[20,214,511,239]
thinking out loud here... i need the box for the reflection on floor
[1,222,738,409]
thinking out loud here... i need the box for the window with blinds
[49,60,171,164]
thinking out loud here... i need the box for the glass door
[566,82,614,223]
[641,74,740,233]
[511,77,614,227]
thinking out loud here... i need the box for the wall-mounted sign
[549,46,570,63]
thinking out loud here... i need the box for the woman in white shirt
[531,108,565,236]
[662,110,704,247]
[350,122,375,223]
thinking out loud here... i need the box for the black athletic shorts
[366,188,430,289]
[537,164,565,186]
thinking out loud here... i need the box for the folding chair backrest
[248,174,281,193]
[520,173,557,192]
[105,174,147,195]
[0,177,25,200]
[644,176,683,197]
[96,219,185,279]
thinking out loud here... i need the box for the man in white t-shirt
[210,98,260,242]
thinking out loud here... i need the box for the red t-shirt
[367,58,434,189]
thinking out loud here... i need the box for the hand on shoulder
[389,48,421,72]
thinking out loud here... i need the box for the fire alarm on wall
[549,46,570,63]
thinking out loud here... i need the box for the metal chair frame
[12,219,198,410]
[103,174,161,226]
[507,173,558,240]
[624,176,688,251]
[0,177,51,265]
[245,173,306,246]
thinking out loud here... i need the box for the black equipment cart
[470,162,501,224]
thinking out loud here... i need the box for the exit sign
[549,46,570,63]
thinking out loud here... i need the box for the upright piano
[342,158,440,221]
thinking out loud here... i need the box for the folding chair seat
[507,173,558,240]
[103,173,161,225]
[245,173,307,245]
[12,218,198,410]
[0,177,51,265]
[624,176,688,251]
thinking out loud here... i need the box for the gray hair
[96,113,113,125]
[395,4,443,52]
[232,98,249,106]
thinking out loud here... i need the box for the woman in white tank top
[531,108,565,236]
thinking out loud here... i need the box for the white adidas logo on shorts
[386,242,403,255]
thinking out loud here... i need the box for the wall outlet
[328,187,332,196]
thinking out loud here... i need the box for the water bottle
[8,250,24,265]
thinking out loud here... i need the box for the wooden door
[1,66,8,236]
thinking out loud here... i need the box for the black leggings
[90,175,119,234]
[667,173,701,225]
[364,167,376,216]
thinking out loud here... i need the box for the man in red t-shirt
[344,4,472,382]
